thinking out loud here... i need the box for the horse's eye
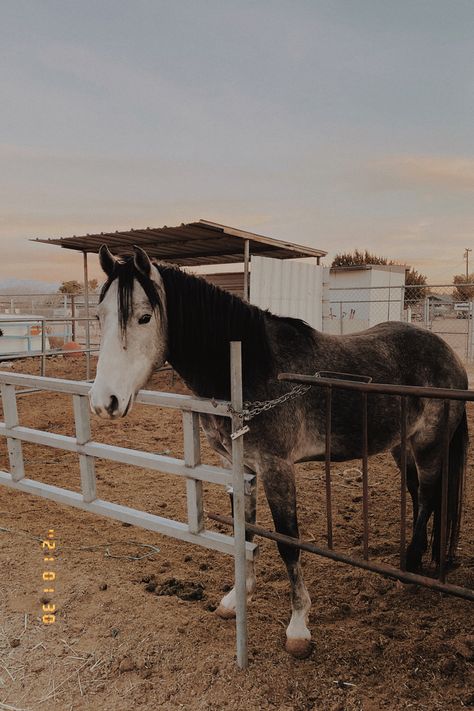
[138,314,152,325]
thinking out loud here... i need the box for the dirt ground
[0,355,473,711]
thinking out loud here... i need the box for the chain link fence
[4,284,474,371]
[325,283,474,365]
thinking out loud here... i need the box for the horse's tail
[432,408,468,564]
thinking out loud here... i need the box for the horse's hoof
[405,547,423,574]
[215,604,236,620]
[285,638,313,659]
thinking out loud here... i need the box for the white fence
[0,342,255,668]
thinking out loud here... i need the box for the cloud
[368,155,474,192]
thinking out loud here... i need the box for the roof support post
[243,239,250,302]
[83,251,91,380]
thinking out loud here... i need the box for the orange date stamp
[41,528,56,624]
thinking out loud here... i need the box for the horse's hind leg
[216,466,257,619]
[391,444,419,530]
[405,437,440,573]
[260,458,312,659]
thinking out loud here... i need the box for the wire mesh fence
[325,283,474,364]
[4,284,474,367]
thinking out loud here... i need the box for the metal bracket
[230,424,250,440]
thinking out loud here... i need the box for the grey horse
[90,245,468,659]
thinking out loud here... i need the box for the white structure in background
[0,315,50,355]
[249,256,323,330]
[326,265,407,335]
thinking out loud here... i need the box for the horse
[90,245,468,659]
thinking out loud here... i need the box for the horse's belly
[294,430,400,464]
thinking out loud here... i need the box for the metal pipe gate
[212,371,474,602]
[0,342,255,667]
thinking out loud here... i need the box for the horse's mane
[99,258,278,398]
[99,257,164,333]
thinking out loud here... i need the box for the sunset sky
[1,1,473,285]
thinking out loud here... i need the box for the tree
[404,268,428,305]
[58,280,82,295]
[57,279,99,295]
[453,274,474,302]
[331,249,391,267]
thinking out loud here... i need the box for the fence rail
[0,343,254,668]
[0,292,100,378]
[0,313,99,379]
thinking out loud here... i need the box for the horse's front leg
[216,468,257,618]
[261,458,312,659]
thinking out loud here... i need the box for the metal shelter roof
[32,219,326,267]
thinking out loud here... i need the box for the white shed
[326,265,407,334]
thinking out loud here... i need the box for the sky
[1,0,473,285]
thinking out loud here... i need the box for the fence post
[183,410,204,533]
[71,295,76,342]
[73,394,96,503]
[41,317,46,376]
[424,297,430,329]
[230,341,248,669]
[83,252,91,380]
[0,384,25,481]
[321,267,330,333]
[468,301,474,363]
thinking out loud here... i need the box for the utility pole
[464,248,472,281]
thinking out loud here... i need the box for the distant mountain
[0,278,60,294]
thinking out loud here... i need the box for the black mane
[158,264,278,399]
[99,258,278,399]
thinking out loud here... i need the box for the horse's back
[319,321,467,390]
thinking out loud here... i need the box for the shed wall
[249,256,323,330]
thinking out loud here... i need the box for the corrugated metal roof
[31,219,326,266]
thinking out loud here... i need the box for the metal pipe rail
[278,372,474,401]
[275,371,473,601]
[0,314,99,376]
[0,343,253,668]
[208,514,474,602]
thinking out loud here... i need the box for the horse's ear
[133,245,152,277]
[99,244,117,277]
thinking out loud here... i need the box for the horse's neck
[159,267,274,400]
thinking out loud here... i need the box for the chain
[228,381,312,422]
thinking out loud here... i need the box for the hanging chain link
[228,381,312,422]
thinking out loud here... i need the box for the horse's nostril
[106,395,119,415]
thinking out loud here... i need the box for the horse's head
[89,245,167,419]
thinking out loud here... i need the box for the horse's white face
[89,246,167,419]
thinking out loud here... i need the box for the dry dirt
[0,356,473,711]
